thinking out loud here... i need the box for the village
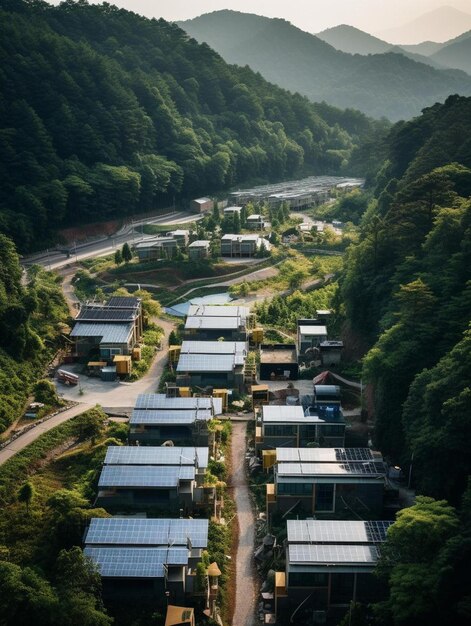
[19,173,413,626]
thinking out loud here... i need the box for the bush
[34,379,61,406]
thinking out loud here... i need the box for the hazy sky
[48,1,471,40]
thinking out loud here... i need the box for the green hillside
[0,0,385,252]
[338,94,471,503]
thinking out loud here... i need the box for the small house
[188,240,210,260]
[191,197,213,214]
[266,453,386,518]
[259,344,298,381]
[319,341,344,366]
[223,206,242,217]
[297,319,328,355]
[183,306,252,341]
[275,519,392,625]
[256,404,345,450]
[84,517,208,605]
[169,230,190,246]
[129,394,222,446]
[134,237,178,261]
[246,214,265,230]
[220,234,270,257]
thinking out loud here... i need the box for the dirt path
[230,422,258,626]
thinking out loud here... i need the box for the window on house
[315,483,335,511]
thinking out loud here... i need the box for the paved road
[22,211,203,271]
[231,422,258,626]
[54,317,175,406]
[0,403,93,466]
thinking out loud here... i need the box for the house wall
[259,361,299,381]
[188,247,209,260]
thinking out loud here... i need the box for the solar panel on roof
[76,307,135,322]
[276,448,376,463]
[84,547,188,578]
[288,544,379,565]
[286,520,393,544]
[104,446,209,468]
[180,341,247,355]
[85,518,209,548]
[98,465,195,488]
[185,316,240,330]
[277,461,385,477]
[177,354,243,372]
[106,297,140,308]
[135,394,214,410]
[129,409,211,425]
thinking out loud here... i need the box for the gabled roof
[70,322,134,344]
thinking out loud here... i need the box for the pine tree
[122,242,132,263]
[18,482,35,514]
[114,249,123,265]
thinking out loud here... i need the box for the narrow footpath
[231,422,258,626]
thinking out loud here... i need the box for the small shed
[259,344,298,381]
[191,197,213,214]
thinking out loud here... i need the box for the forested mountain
[316,24,446,70]
[430,32,471,75]
[338,94,471,504]
[0,0,384,253]
[178,10,471,122]
[316,24,392,55]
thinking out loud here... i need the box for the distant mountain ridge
[316,24,446,70]
[377,5,471,44]
[179,10,471,121]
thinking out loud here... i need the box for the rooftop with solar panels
[83,518,209,580]
[276,447,383,464]
[103,446,209,469]
[134,393,222,414]
[275,460,386,481]
[285,520,392,574]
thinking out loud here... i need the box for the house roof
[98,465,196,488]
[76,306,136,323]
[104,446,209,468]
[180,340,247,355]
[106,296,141,309]
[165,606,195,626]
[135,394,221,413]
[129,409,212,425]
[287,544,380,567]
[85,517,208,548]
[187,304,250,318]
[247,214,263,220]
[276,448,378,464]
[177,353,244,373]
[70,322,134,344]
[276,461,385,480]
[299,325,327,335]
[193,197,211,203]
[261,405,306,422]
[185,316,240,330]
[287,520,393,545]
[135,237,176,249]
[188,240,210,248]
[84,546,189,578]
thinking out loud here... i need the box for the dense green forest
[338,94,471,505]
[0,0,386,252]
[0,235,68,434]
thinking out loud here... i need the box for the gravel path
[231,422,258,626]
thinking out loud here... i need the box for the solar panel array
[84,547,188,578]
[180,341,247,355]
[85,518,209,548]
[135,394,215,410]
[98,465,195,488]
[76,307,135,322]
[70,322,133,344]
[287,520,393,544]
[289,544,380,565]
[277,462,386,478]
[104,446,209,468]
[177,354,244,373]
[276,448,376,463]
[129,409,211,425]
[106,297,140,309]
